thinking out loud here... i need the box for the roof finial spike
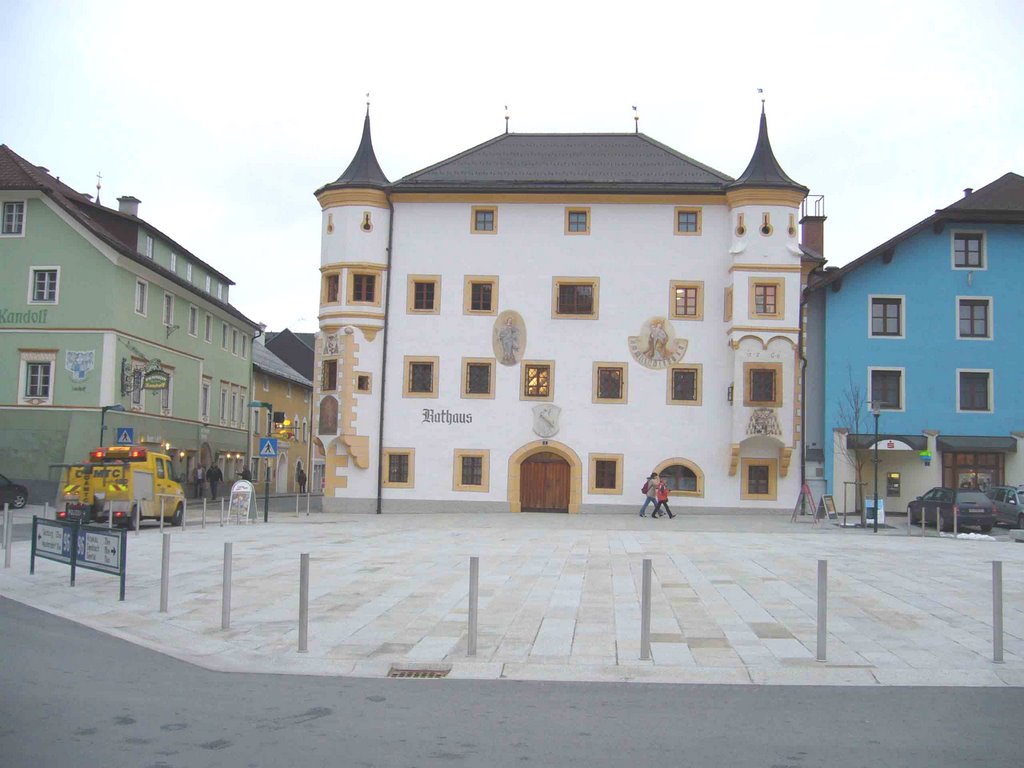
[96,171,102,205]
[757,87,765,114]
[365,92,370,117]
[632,105,639,134]
[504,104,509,134]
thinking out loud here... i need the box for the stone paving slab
[2,509,1023,686]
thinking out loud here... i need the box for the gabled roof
[252,342,312,388]
[264,328,315,379]
[727,109,807,194]
[0,144,258,329]
[390,132,733,194]
[810,172,1024,291]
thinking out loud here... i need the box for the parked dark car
[0,473,28,509]
[985,485,1024,529]
[907,487,995,532]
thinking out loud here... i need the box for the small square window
[744,363,782,407]
[522,361,554,401]
[355,373,372,393]
[453,449,490,492]
[870,297,903,337]
[407,276,440,314]
[953,233,984,269]
[958,298,991,339]
[2,201,25,235]
[674,207,702,235]
[588,453,623,495]
[30,268,59,303]
[749,279,784,319]
[668,365,702,405]
[593,363,627,404]
[741,459,777,500]
[959,370,991,412]
[403,356,438,398]
[383,449,414,487]
[350,272,378,304]
[462,358,495,399]
[552,278,599,318]
[464,276,498,315]
[870,368,903,410]
[565,208,590,235]
[670,281,703,320]
[472,206,497,234]
[754,284,777,315]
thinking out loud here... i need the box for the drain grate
[387,667,450,679]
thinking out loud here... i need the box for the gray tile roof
[390,133,734,193]
[252,342,312,388]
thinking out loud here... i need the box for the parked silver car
[984,485,1024,529]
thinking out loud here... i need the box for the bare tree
[835,365,868,522]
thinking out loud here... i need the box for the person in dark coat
[207,463,223,499]
[296,466,307,494]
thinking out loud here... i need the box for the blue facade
[812,174,1024,510]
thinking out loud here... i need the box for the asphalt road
[1,598,1022,768]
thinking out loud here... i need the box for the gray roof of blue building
[252,343,312,388]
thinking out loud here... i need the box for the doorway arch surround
[507,440,583,513]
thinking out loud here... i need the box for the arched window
[653,459,705,496]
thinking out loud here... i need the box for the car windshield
[956,491,990,504]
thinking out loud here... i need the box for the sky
[2,0,1022,333]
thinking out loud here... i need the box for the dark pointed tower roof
[727,108,807,194]
[318,109,390,193]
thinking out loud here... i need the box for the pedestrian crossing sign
[116,428,134,445]
[259,437,278,458]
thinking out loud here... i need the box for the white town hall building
[312,107,821,514]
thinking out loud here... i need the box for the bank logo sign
[65,350,95,382]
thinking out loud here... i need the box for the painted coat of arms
[628,317,687,369]
[65,350,95,382]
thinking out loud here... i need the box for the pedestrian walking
[639,473,658,517]
[193,464,205,499]
[652,479,675,519]
[296,466,307,494]
[240,466,252,482]
[207,463,223,500]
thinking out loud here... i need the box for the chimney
[800,194,826,258]
[963,188,973,198]
[117,196,141,216]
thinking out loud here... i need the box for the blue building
[805,173,1024,517]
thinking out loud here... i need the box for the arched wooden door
[520,451,570,513]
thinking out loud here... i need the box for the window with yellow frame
[453,449,489,492]
[588,453,623,495]
[748,278,784,319]
[741,458,777,500]
[669,280,704,320]
[383,449,415,488]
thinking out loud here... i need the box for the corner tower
[723,108,809,497]
[313,108,391,511]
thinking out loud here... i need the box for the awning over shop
[936,436,1018,453]
[846,434,927,451]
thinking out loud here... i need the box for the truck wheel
[172,504,184,527]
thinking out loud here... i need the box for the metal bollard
[306,492,310,516]
[107,501,113,529]
[640,558,652,660]
[220,498,224,527]
[816,559,828,662]
[298,553,309,653]
[993,561,1003,663]
[468,556,479,656]
[953,507,958,537]
[295,493,300,517]
[201,498,206,529]
[43,501,49,520]
[160,497,165,532]
[134,501,140,537]
[159,533,171,613]
[182,499,187,532]
[4,505,12,569]
[222,542,232,631]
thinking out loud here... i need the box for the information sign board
[31,518,127,600]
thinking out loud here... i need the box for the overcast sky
[3,0,1021,333]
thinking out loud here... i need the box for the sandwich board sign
[117,427,134,445]
[259,437,278,458]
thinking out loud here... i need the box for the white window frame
[188,305,198,336]
[867,366,906,412]
[216,282,223,301]
[204,313,212,343]
[18,350,56,404]
[220,386,228,425]
[956,368,994,414]
[135,279,148,316]
[186,262,193,282]
[162,292,174,326]
[951,231,986,271]
[231,328,239,356]
[240,334,248,359]
[170,252,177,273]
[955,296,993,341]
[28,266,60,304]
[205,275,212,293]
[221,322,228,350]
[201,379,211,422]
[1,200,26,237]
[867,294,905,339]
[145,235,154,258]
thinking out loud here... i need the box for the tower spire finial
[366,92,370,117]
[757,87,765,114]
[632,105,639,134]
[504,104,509,134]
[96,171,102,205]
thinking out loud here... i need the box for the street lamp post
[871,400,882,534]
[99,404,126,446]
[248,401,273,523]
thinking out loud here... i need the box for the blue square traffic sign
[259,437,278,458]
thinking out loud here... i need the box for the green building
[0,145,260,502]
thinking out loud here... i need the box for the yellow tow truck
[57,446,185,528]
